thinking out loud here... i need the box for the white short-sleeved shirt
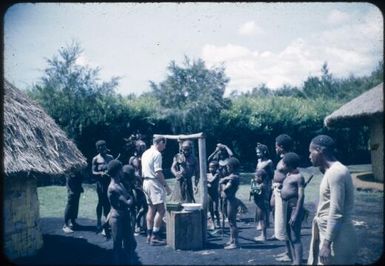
[141,145,163,179]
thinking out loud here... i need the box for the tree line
[27,43,383,177]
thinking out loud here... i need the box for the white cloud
[202,44,251,62]
[238,20,263,36]
[202,8,383,96]
[202,40,323,94]
[326,9,350,25]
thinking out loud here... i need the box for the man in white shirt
[308,134,357,265]
[141,135,172,245]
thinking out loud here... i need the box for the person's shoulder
[329,161,349,174]
[141,148,150,156]
[107,182,115,192]
[294,172,305,184]
[327,161,350,181]
[276,158,284,168]
[290,171,303,179]
[174,153,183,160]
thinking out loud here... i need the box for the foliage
[27,42,137,163]
[302,61,384,101]
[27,42,382,172]
[215,95,342,167]
[149,56,230,134]
[28,42,121,138]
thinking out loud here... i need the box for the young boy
[107,160,136,265]
[63,171,84,233]
[122,164,148,235]
[280,152,305,265]
[219,157,241,250]
[92,140,113,232]
[207,161,221,229]
[250,169,268,242]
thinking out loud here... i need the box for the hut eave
[4,80,88,180]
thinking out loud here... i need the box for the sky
[4,2,383,96]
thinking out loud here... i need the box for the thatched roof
[324,83,384,127]
[3,80,87,177]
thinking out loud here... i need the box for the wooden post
[198,136,207,243]
[153,132,204,140]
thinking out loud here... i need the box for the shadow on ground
[8,191,384,266]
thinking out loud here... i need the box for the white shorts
[143,178,166,205]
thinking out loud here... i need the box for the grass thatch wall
[3,79,88,259]
[4,175,43,260]
[370,117,384,182]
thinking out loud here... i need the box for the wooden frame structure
[153,132,208,242]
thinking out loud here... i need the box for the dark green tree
[27,42,132,162]
[28,42,122,139]
[149,56,230,134]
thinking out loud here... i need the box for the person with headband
[250,169,269,242]
[255,143,274,229]
[307,135,357,265]
[170,140,199,203]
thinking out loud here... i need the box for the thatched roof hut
[4,80,87,176]
[324,83,383,127]
[324,83,384,181]
[3,79,87,260]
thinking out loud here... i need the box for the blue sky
[4,2,383,96]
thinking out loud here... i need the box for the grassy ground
[31,164,383,265]
[38,165,380,219]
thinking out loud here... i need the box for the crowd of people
[62,133,357,265]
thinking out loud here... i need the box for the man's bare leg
[146,204,156,243]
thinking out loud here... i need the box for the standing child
[121,165,138,235]
[92,140,114,233]
[250,169,268,242]
[207,161,221,229]
[219,157,241,250]
[280,152,305,265]
[63,171,84,233]
[107,160,136,265]
[122,164,148,235]
[255,143,274,228]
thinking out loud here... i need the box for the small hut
[324,83,384,181]
[3,80,87,259]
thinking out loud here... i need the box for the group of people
[248,134,357,265]
[62,133,357,265]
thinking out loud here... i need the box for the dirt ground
[11,191,384,266]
